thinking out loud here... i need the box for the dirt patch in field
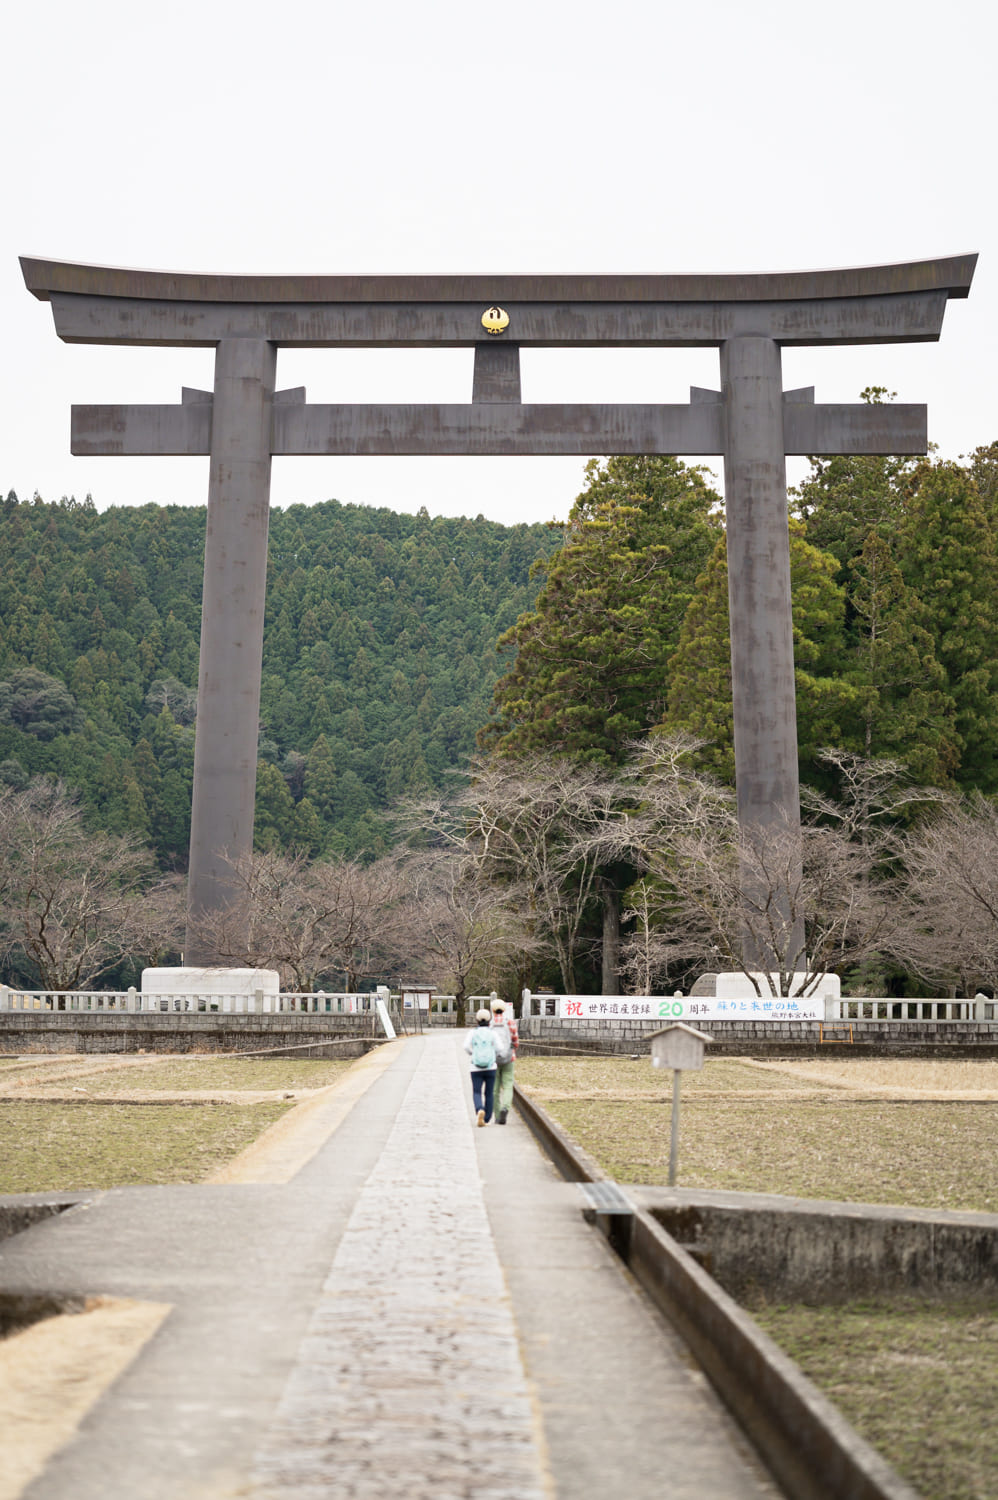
[736,1055,998,1100]
[0,1297,170,1500]
[0,1054,351,1098]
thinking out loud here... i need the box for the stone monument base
[715,971,841,1000]
[141,966,281,999]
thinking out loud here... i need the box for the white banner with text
[544,994,825,1022]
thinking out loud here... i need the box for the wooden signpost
[650,1022,713,1186]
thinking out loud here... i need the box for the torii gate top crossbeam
[21,255,977,306]
[21,255,977,348]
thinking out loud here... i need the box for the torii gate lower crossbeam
[21,255,976,969]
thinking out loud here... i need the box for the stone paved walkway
[250,1035,548,1500]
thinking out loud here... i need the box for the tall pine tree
[481,456,721,764]
[895,460,998,790]
[844,531,958,783]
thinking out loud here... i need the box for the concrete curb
[0,1192,97,1248]
[512,1084,920,1500]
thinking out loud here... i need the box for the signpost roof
[648,1022,715,1044]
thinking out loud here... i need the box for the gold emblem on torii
[481,305,510,336]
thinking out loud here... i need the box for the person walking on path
[490,997,518,1125]
[464,1008,497,1126]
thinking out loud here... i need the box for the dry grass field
[749,1297,998,1500]
[515,1054,998,1211]
[0,1054,352,1192]
[517,1053,998,1500]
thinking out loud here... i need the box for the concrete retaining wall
[617,1204,917,1500]
[518,1015,998,1056]
[0,1012,382,1056]
[637,1190,998,1304]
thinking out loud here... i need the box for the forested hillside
[0,492,561,865]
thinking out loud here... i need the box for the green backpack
[470,1028,496,1068]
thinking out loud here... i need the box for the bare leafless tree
[0,779,183,990]
[623,743,934,997]
[619,876,711,993]
[395,742,938,1001]
[144,677,197,725]
[189,847,403,991]
[890,792,998,995]
[387,848,538,1024]
[402,754,629,993]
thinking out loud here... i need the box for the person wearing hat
[463,1008,498,1126]
[489,998,518,1125]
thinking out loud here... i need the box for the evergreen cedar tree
[488,444,998,798]
[480,456,722,765]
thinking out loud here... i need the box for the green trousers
[495,1060,515,1117]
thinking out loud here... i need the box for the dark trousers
[471,1069,496,1122]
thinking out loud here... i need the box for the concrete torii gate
[21,255,976,971]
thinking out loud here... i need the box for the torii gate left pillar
[20,255,976,970]
[189,338,276,957]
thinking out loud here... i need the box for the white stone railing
[6,986,992,1023]
[418,994,493,1015]
[0,986,386,1015]
[832,996,996,1022]
[520,990,998,1023]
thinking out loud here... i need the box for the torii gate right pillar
[721,335,803,968]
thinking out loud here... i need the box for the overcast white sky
[2,0,994,527]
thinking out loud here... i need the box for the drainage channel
[513,1083,920,1500]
